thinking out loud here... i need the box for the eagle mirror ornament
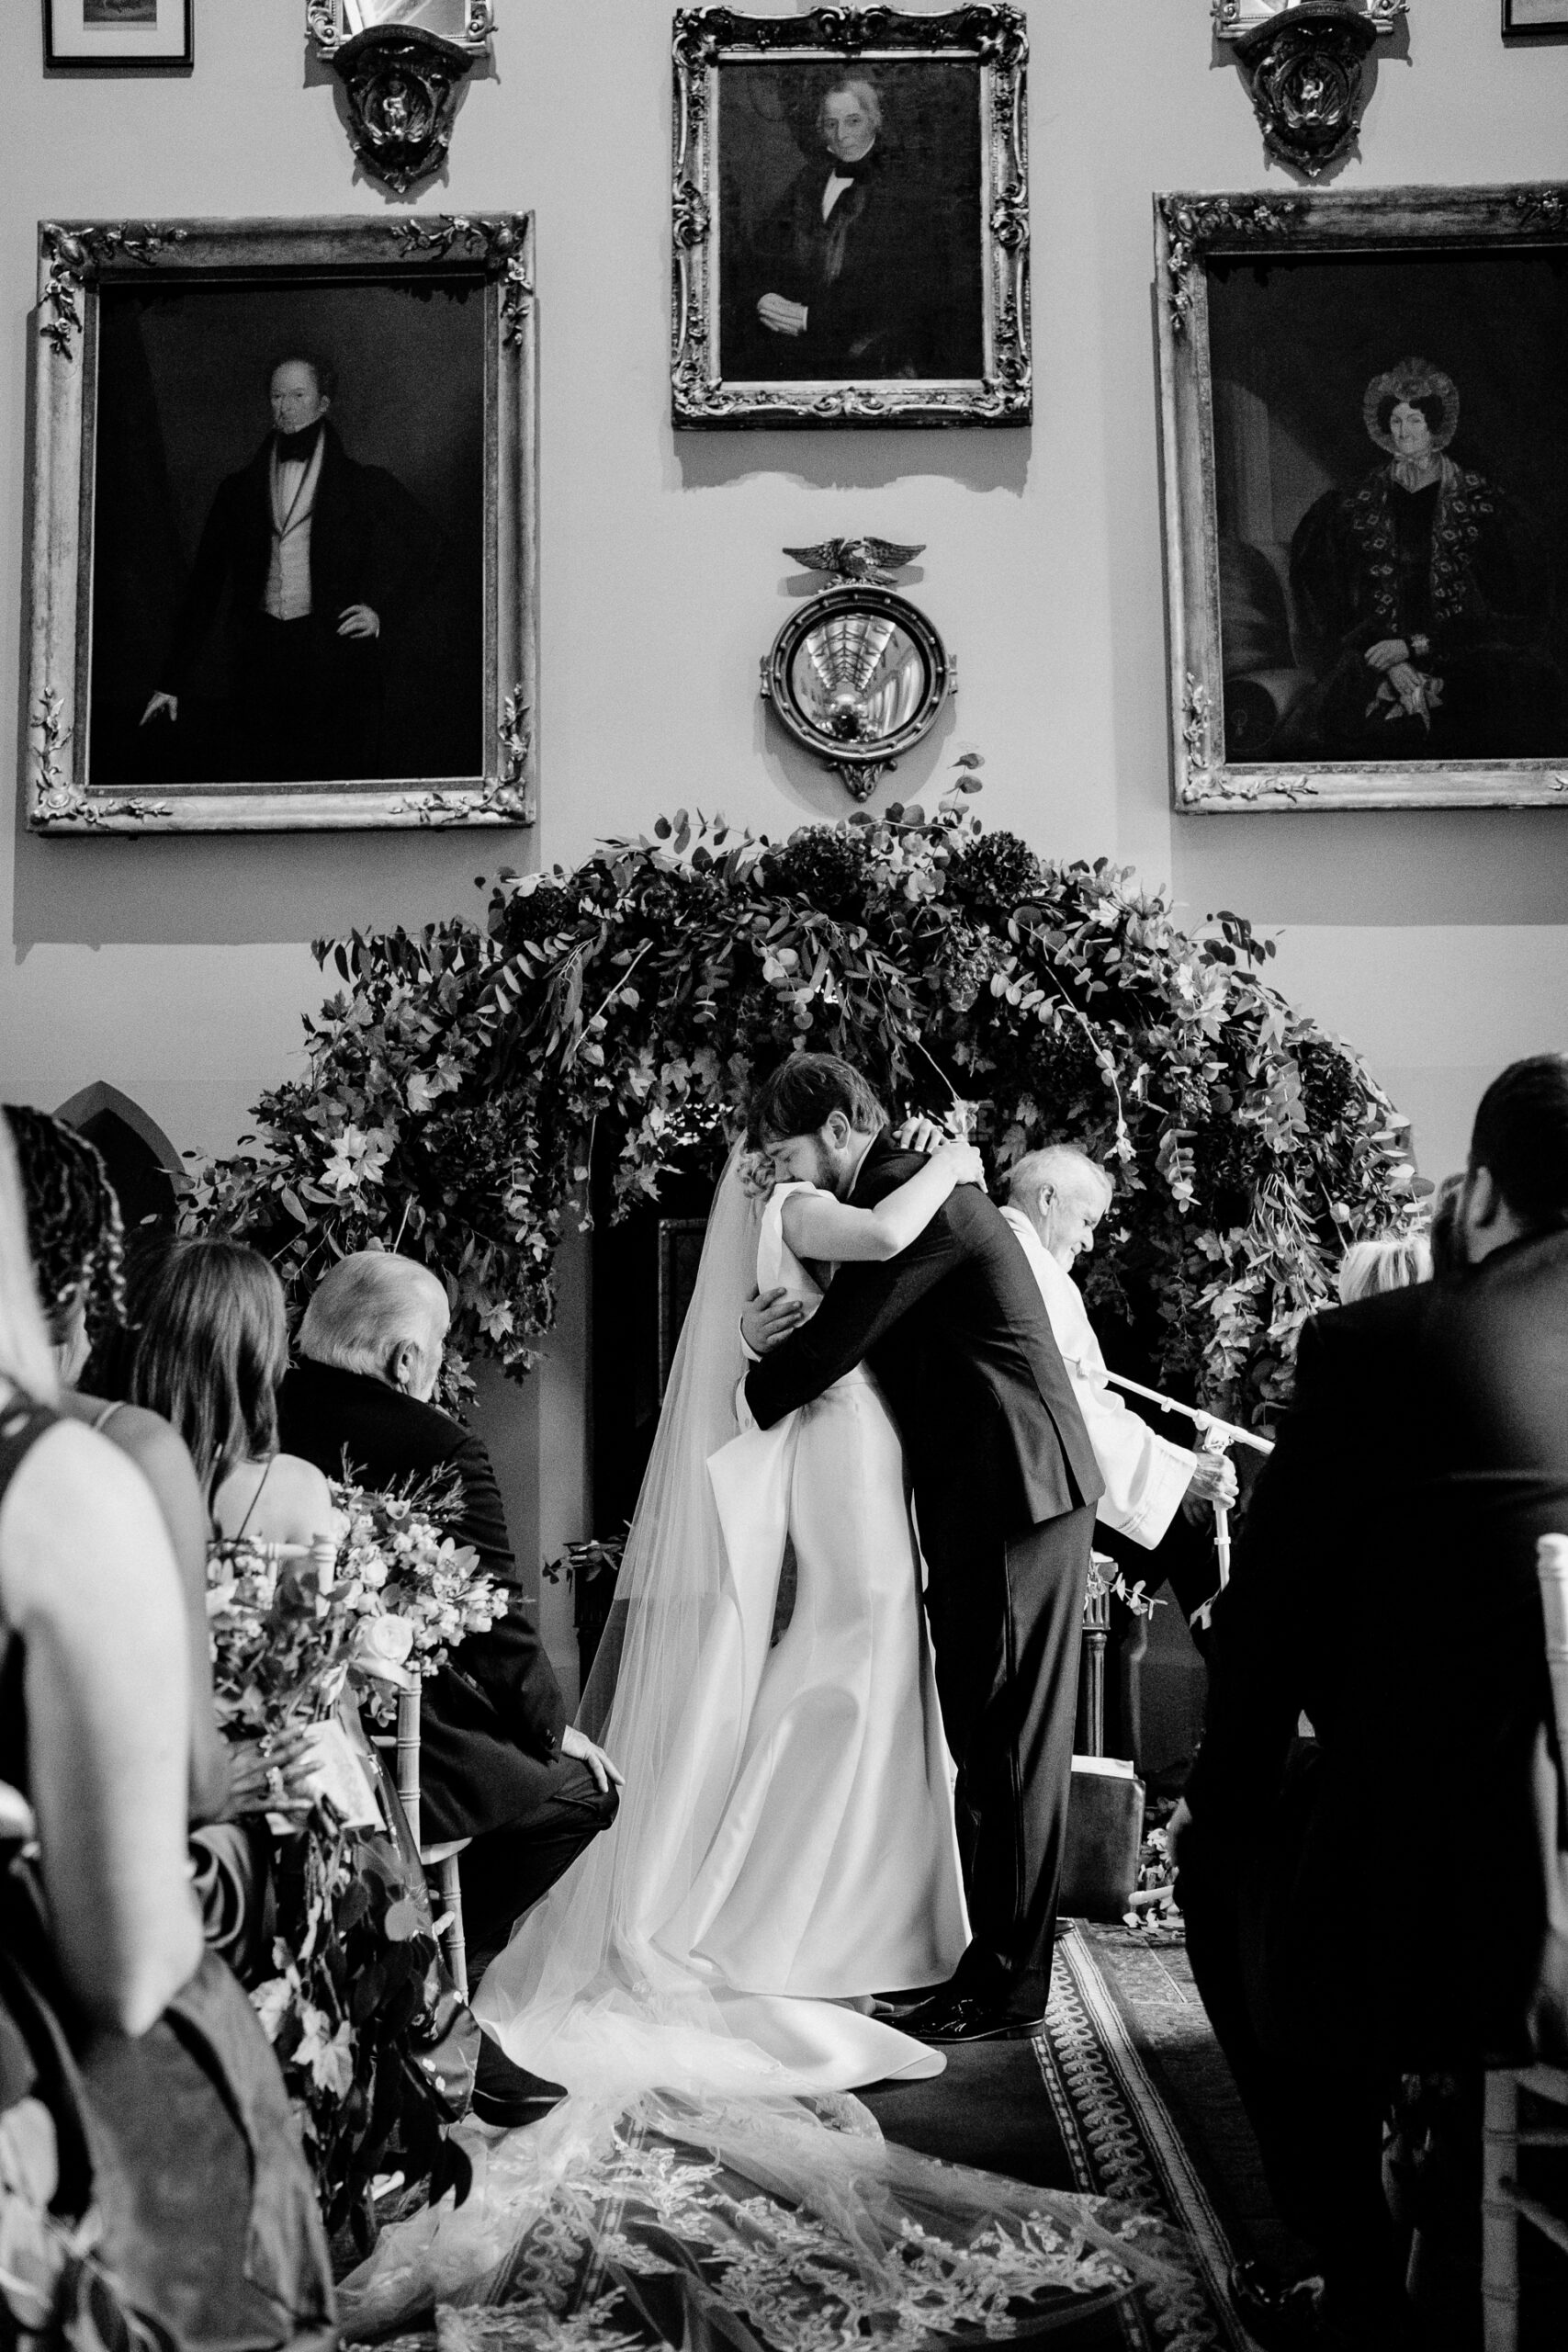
[761,538,954,801]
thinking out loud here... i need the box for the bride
[341,1121,1174,2346]
[475,1128,984,2095]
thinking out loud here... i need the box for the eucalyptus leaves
[186,776,1416,1424]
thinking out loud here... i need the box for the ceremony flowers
[185,774,1417,1431]
[204,1480,503,2237]
[205,1478,508,1738]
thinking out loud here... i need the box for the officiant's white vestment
[1000,1205,1193,1549]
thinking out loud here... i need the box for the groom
[742,1055,1103,2041]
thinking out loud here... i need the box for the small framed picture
[43,0,194,71]
[1503,0,1568,35]
[671,4,1030,429]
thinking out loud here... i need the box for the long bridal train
[338,1159,1179,2342]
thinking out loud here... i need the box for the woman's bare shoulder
[214,1451,338,1545]
[1,1420,165,1600]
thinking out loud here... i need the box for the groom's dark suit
[746,1136,1104,2019]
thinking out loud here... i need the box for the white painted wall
[5,0,1567,1693]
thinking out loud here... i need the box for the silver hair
[1336,1232,1432,1306]
[1005,1144,1114,1215]
[297,1250,447,1381]
[818,77,883,134]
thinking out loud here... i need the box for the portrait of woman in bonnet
[1288,355,1562,760]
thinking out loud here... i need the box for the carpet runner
[865,1925,1272,2350]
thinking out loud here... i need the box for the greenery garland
[186,773,1417,1426]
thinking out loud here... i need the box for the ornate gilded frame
[26,212,537,834]
[671,5,1030,429]
[1156,183,1568,813]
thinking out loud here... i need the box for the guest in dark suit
[739,78,978,381]
[741,1057,1103,2041]
[140,356,434,782]
[276,1252,621,2003]
[1176,1054,1568,2347]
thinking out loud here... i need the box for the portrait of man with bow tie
[717,61,985,388]
[85,277,486,798]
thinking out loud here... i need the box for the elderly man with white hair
[999,1146,1237,1552]
[276,1250,621,2123]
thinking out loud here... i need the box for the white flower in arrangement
[351,1613,417,1679]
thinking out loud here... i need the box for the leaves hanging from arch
[184,780,1419,1425]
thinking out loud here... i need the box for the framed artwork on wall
[1502,0,1568,37]
[1155,184,1568,813]
[27,213,538,834]
[44,0,194,71]
[671,4,1030,429]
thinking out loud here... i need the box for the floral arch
[187,779,1417,1427]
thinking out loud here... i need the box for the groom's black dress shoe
[470,2031,568,2128]
[899,1991,1046,2043]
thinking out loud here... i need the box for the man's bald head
[298,1250,450,1399]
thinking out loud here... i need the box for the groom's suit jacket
[745,1136,1102,1544]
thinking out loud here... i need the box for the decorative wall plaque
[1213,0,1406,176]
[307,2,494,193]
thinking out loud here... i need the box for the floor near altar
[353,1924,1287,2352]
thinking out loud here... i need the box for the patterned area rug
[1032,1926,1268,2351]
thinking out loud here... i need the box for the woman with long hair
[3,1104,229,1819]
[130,1235,342,1551]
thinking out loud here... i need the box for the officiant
[1000,1146,1237,1544]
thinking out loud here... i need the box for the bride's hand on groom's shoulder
[740,1285,806,1358]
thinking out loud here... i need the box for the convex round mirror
[763,583,953,800]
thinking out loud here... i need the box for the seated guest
[277,1254,621,2097]
[129,1237,329,1824]
[0,1122,333,2349]
[1336,1229,1432,1304]
[4,1107,231,1822]
[1175,1054,1568,2347]
[1000,1145,1238,1548]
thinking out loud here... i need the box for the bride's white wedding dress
[338,1154,1175,2346]
[470,1175,963,2091]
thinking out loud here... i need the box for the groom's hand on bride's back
[740,1285,806,1357]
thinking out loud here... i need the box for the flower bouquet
[205,1473,507,2240]
[205,1474,510,1738]
[330,1479,510,1722]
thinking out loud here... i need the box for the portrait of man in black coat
[86,277,486,794]
[139,355,434,784]
[722,68,983,384]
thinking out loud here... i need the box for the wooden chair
[392,1685,473,2003]
[255,1540,475,1998]
[1480,1532,1568,2351]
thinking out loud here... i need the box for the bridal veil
[338,1152,1177,2345]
